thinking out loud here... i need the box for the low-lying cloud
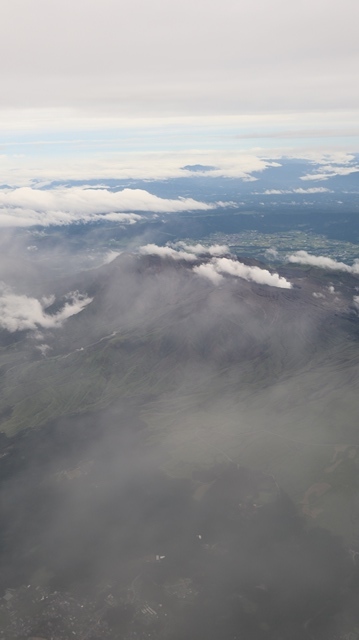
[300,164,359,181]
[139,244,197,261]
[174,242,229,256]
[193,263,224,285]
[197,257,292,289]
[286,250,359,274]
[0,186,219,228]
[139,244,292,288]
[0,286,93,332]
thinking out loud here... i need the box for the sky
[2,0,359,114]
[1,0,359,185]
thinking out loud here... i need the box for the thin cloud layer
[0,186,218,228]
[263,188,332,195]
[102,250,122,265]
[0,287,93,332]
[1,0,358,115]
[287,250,359,274]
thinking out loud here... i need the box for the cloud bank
[286,251,359,274]
[1,0,358,116]
[0,287,93,332]
[0,186,218,228]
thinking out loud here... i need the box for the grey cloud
[36,343,52,357]
[1,0,358,114]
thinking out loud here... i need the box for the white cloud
[138,245,291,288]
[193,257,291,288]
[212,257,292,288]
[174,242,229,256]
[100,213,141,224]
[0,147,281,186]
[312,292,325,299]
[193,263,224,285]
[353,296,359,311]
[0,186,219,228]
[0,287,93,332]
[293,187,332,194]
[139,244,197,261]
[286,250,359,274]
[300,165,359,181]
[263,187,332,194]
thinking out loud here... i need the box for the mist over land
[1,174,359,638]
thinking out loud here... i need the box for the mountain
[1,252,359,638]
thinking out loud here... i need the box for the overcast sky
[3,0,359,116]
[1,0,358,183]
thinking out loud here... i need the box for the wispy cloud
[263,187,332,194]
[102,250,122,265]
[0,287,93,332]
[300,165,359,181]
